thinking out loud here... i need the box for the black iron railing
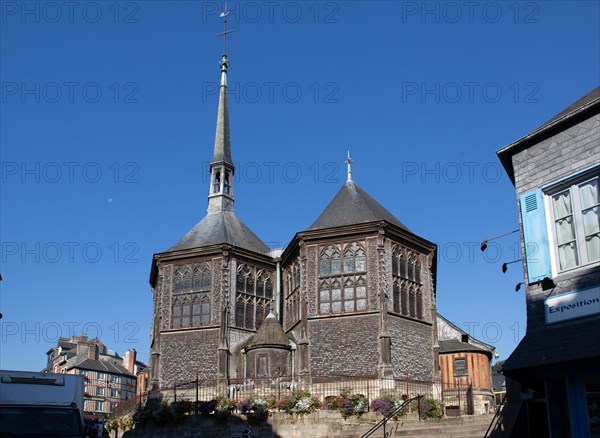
[484,381,512,437]
[361,395,422,438]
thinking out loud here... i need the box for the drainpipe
[276,261,282,321]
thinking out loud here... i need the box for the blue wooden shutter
[520,189,552,282]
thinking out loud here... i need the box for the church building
[146,43,491,409]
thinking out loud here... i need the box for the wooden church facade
[146,51,492,407]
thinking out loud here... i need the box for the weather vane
[217,3,235,55]
[344,151,354,181]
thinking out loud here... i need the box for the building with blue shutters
[496,86,600,437]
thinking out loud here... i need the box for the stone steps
[332,414,495,438]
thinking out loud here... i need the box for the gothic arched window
[191,294,211,327]
[399,252,406,279]
[256,270,272,297]
[237,265,253,294]
[172,297,183,329]
[320,245,341,276]
[401,285,408,316]
[392,283,400,313]
[265,279,273,299]
[409,287,416,318]
[343,278,355,313]
[284,261,300,328]
[319,278,341,315]
[224,172,230,194]
[353,276,367,312]
[172,296,190,329]
[318,242,368,315]
[173,266,192,294]
[392,247,400,276]
[407,252,415,282]
[235,295,247,328]
[343,242,366,273]
[235,265,272,330]
[172,293,210,329]
[392,245,425,320]
[415,257,421,284]
[192,263,211,292]
[173,273,183,294]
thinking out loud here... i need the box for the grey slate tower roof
[246,313,291,349]
[307,180,411,231]
[164,55,269,255]
[168,211,269,253]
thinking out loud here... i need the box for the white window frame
[544,173,599,275]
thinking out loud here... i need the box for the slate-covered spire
[212,55,233,167]
[208,54,235,213]
[159,11,269,256]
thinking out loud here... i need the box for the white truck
[0,370,85,437]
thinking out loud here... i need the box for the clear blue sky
[1,1,599,371]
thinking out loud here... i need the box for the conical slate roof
[307,180,411,231]
[247,313,291,348]
[168,211,270,254]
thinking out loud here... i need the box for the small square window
[454,359,467,376]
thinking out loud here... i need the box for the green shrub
[281,389,322,415]
[411,396,443,419]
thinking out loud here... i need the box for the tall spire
[211,55,232,166]
[208,9,235,213]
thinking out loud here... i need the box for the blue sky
[1,1,599,371]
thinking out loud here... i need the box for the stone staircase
[333,414,495,438]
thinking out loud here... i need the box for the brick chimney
[87,343,99,360]
[123,349,137,374]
